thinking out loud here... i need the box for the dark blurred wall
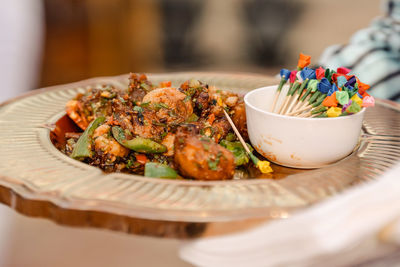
[40,0,302,87]
[41,0,163,87]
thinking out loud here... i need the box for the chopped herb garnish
[185,113,199,123]
[200,136,211,142]
[133,106,143,113]
[225,132,236,141]
[202,142,210,151]
[140,83,151,92]
[207,152,222,171]
[118,96,126,103]
[183,95,191,102]
[200,126,214,137]
[140,102,150,108]
[168,110,177,117]
[153,103,169,110]
[152,120,167,127]
[160,131,168,138]
[126,158,134,168]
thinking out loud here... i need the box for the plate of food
[0,68,399,238]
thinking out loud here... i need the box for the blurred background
[0,0,383,266]
[2,0,381,92]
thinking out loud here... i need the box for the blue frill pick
[317,78,331,94]
[280,69,291,80]
[300,67,316,80]
[327,84,339,96]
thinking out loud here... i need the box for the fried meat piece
[174,126,235,180]
[231,102,248,141]
[128,73,153,102]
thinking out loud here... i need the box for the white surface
[180,163,400,267]
[0,204,191,267]
[0,1,44,266]
[244,85,365,168]
[0,0,44,103]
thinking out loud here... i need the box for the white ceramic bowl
[244,85,365,168]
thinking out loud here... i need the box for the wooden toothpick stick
[222,109,272,173]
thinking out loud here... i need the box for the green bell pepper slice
[144,162,177,179]
[71,116,106,160]
[112,126,167,153]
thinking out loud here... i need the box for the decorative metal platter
[0,72,399,238]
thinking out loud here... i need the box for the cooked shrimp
[161,132,175,156]
[142,87,193,124]
[65,100,89,130]
[131,109,166,140]
[93,124,129,160]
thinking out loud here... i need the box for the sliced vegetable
[207,113,215,124]
[159,81,172,88]
[185,113,199,123]
[225,132,236,141]
[220,140,253,166]
[133,106,143,112]
[144,162,177,179]
[112,126,167,153]
[135,154,148,164]
[71,116,106,160]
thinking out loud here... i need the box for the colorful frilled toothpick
[285,67,316,115]
[271,54,374,118]
[276,53,311,115]
[270,68,291,112]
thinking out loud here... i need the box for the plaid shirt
[319,0,400,102]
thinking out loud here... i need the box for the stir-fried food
[62,73,253,180]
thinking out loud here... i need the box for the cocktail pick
[277,53,310,114]
[270,68,291,112]
[337,76,347,89]
[297,53,311,70]
[282,71,304,114]
[357,81,370,96]
[315,67,325,80]
[289,78,330,116]
[337,67,351,74]
[362,96,375,107]
[223,109,273,173]
[279,81,300,114]
[289,79,319,115]
[285,67,316,114]
[277,70,298,114]
[297,93,329,117]
[345,75,357,88]
[336,90,349,106]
